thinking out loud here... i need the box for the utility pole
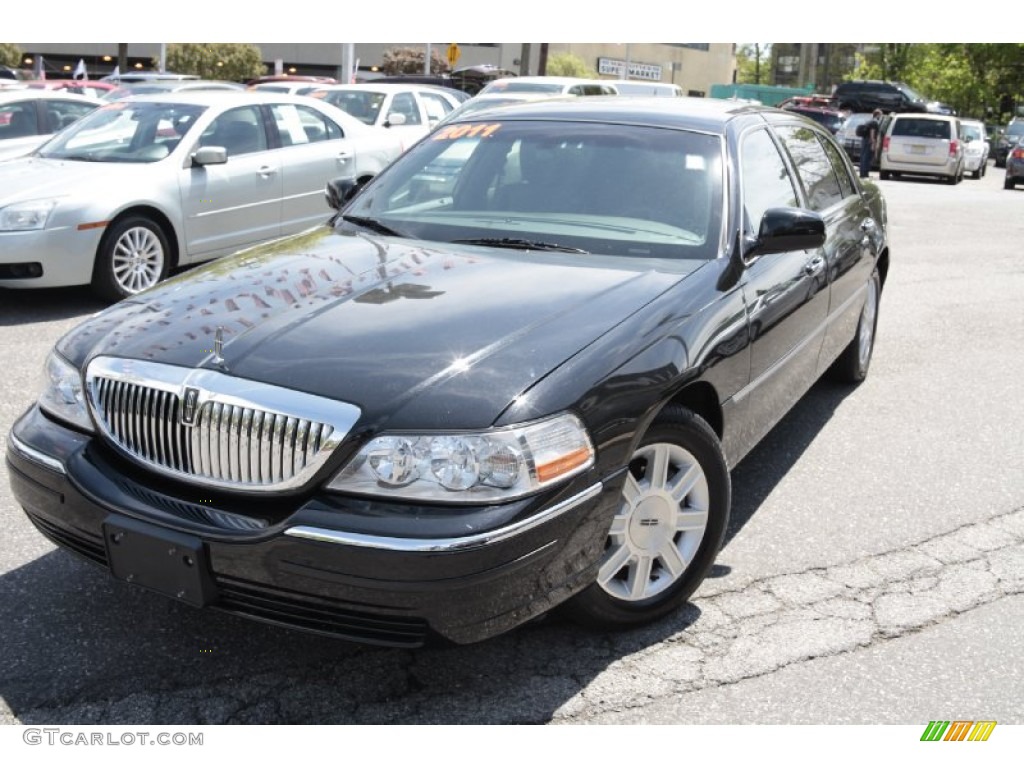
[425,43,431,75]
[519,43,531,76]
[538,43,549,76]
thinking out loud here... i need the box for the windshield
[1007,122,1024,137]
[961,124,984,141]
[341,119,724,261]
[318,90,384,125]
[36,101,207,163]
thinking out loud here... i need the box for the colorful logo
[921,721,996,742]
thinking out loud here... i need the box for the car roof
[117,90,324,106]
[309,83,456,94]
[447,95,770,133]
[489,76,605,85]
[0,89,103,105]
[113,90,368,129]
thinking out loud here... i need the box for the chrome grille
[86,357,361,492]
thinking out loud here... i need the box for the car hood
[60,228,701,431]
[0,156,157,206]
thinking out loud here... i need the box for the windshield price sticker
[433,123,502,141]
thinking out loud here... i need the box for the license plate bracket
[103,516,217,607]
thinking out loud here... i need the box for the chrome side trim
[7,432,66,475]
[285,482,604,553]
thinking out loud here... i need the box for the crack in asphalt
[4,506,1023,724]
[552,506,1024,722]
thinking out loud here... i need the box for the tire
[1006,177,1016,190]
[829,269,881,384]
[92,215,171,302]
[880,171,891,181]
[972,166,981,180]
[563,406,730,629]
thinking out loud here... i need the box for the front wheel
[92,215,171,302]
[563,407,730,629]
[1006,177,1016,190]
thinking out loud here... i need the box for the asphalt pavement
[0,161,1021,729]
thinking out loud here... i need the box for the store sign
[597,57,662,81]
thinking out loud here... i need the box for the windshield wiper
[47,153,101,162]
[452,237,588,254]
[340,214,406,238]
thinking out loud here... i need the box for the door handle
[804,255,826,276]
[337,151,352,163]
[258,166,277,178]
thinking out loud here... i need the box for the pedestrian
[859,109,883,178]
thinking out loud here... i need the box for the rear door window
[891,118,950,139]
[774,124,844,211]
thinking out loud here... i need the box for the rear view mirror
[385,113,407,127]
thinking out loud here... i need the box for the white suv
[880,114,964,184]
[959,119,990,179]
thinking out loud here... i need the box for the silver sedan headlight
[38,351,94,433]
[0,199,60,231]
[328,413,594,503]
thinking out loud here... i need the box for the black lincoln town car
[7,98,889,647]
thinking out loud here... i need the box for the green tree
[0,42,23,69]
[545,52,597,78]
[853,43,1024,120]
[736,44,771,84]
[380,46,448,75]
[164,43,266,82]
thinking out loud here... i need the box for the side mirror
[325,177,364,211]
[192,146,227,166]
[717,208,826,292]
[385,112,407,127]
[744,207,826,262]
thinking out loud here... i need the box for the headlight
[38,351,94,433]
[328,413,594,502]
[0,199,59,231]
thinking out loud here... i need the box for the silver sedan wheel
[598,442,709,602]
[858,276,879,371]
[111,225,166,295]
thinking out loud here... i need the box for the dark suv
[833,80,930,114]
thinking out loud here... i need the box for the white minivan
[880,113,964,184]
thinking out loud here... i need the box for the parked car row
[836,111,999,185]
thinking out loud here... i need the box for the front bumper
[7,405,618,646]
[0,225,103,288]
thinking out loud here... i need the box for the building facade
[13,42,735,95]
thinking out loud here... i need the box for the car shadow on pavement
[724,378,859,548]
[0,380,857,725]
[0,287,107,326]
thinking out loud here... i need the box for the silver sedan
[0,91,404,300]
